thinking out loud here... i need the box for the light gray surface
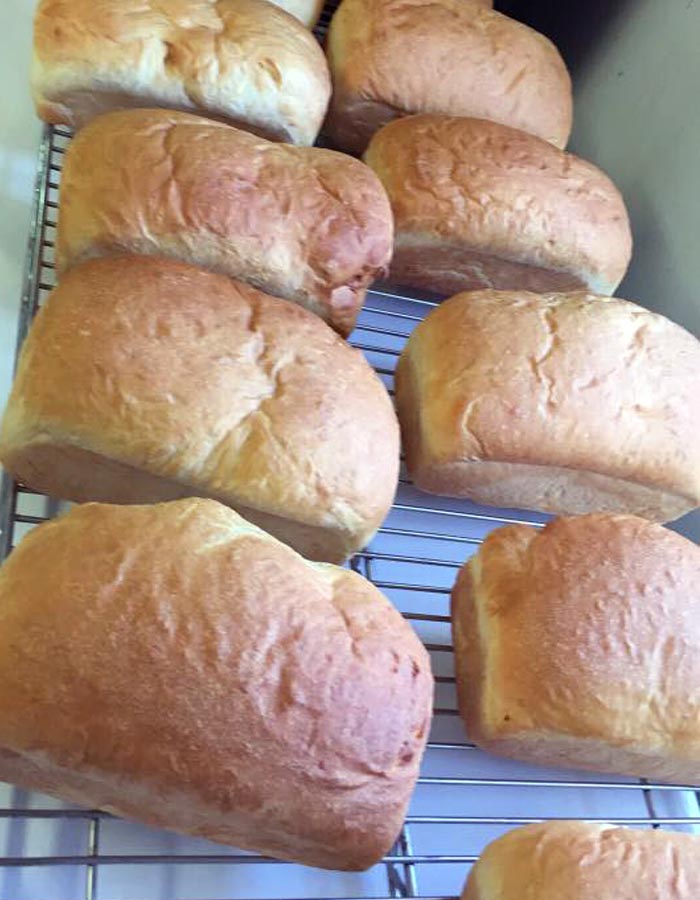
[568,0,700,335]
[0,0,40,409]
[564,0,700,540]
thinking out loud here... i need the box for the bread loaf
[269,0,324,27]
[452,514,700,784]
[56,109,393,336]
[395,290,700,522]
[463,822,700,900]
[0,256,400,563]
[365,115,632,296]
[325,0,572,155]
[0,498,433,870]
[32,0,330,144]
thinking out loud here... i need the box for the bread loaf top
[325,0,572,154]
[32,0,330,143]
[0,256,400,561]
[454,514,700,764]
[396,290,700,513]
[0,498,433,870]
[365,115,632,296]
[56,108,394,336]
[463,822,700,899]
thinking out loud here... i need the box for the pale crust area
[462,822,700,900]
[413,460,697,524]
[4,442,359,564]
[325,0,572,155]
[365,116,632,296]
[452,514,700,783]
[395,290,700,522]
[32,0,331,144]
[268,0,324,27]
[56,109,394,336]
[0,256,400,563]
[388,237,588,297]
[0,499,433,870]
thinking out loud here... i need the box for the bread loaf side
[0,498,433,870]
[365,115,631,296]
[395,290,700,521]
[57,109,393,336]
[32,0,331,143]
[325,0,571,154]
[0,256,400,562]
[452,514,700,783]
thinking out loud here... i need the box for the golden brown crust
[56,109,393,336]
[365,115,632,296]
[0,256,400,563]
[395,290,700,522]
[452,514,700,783]
[0,498,433,870]
[325,0,572,155]
[32,0,330,143]
[463,822,700,899]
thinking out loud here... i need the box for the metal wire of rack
[0,7,699,898]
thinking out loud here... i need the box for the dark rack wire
[0,5,698,898]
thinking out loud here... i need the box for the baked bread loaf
[325,0,572,155]
[452,514,700,784]
[463,822,700,899]
[395,290,700,522]
[56,109,393,337]
[0,498,433,870]
[32,0,330,144]
[269,0,324,27]
[365,115,632,296]
[0,256,400,563]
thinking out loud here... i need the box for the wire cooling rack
[1,7,699,900]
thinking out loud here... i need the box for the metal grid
[1,11,699,897]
